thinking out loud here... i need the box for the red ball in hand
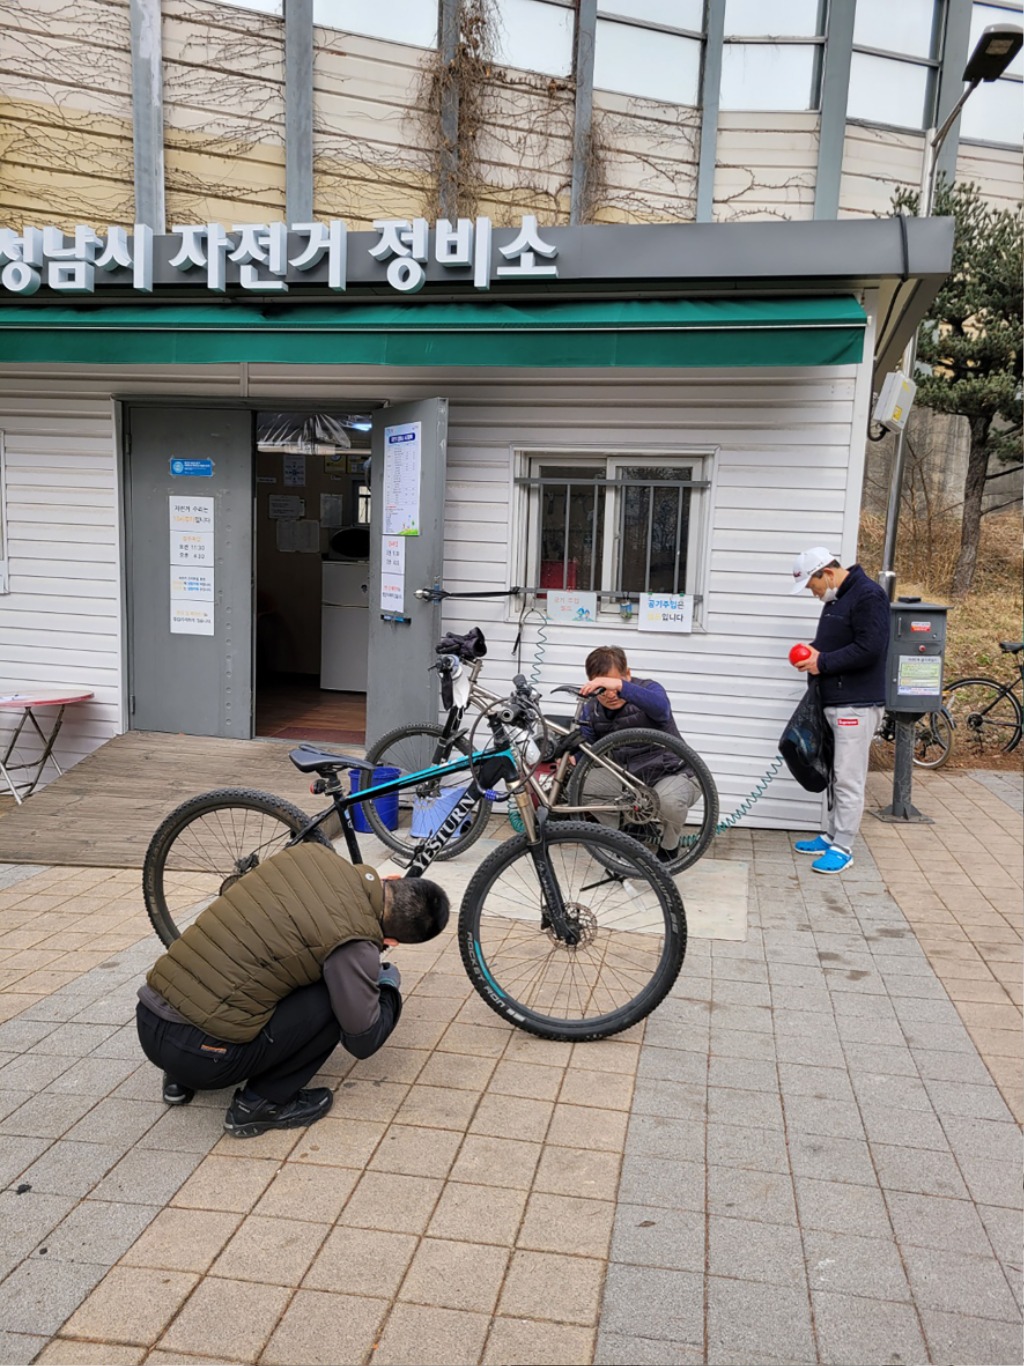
[789,643,812,665]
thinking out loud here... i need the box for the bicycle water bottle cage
[435,627,488,661]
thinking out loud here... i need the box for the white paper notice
[169,496,214,531]
[268,495,304,519]
[638,592,693,633]
[381,576,405,614]
[170,569,215,601]
[170,601,215,636]
[283,454,306,487]
[383,422,422,536]
[170,531,214,566]
[546,589,598,624]
[382,535,406,577]
[320,494,345,528]
[295,519,320,553]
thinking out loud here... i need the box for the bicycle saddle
[436,626,487,660]
[289,743,374,774]
[999,641,1023,653]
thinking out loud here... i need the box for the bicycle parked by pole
[142,641,687,1043]
[939,641,1024,764]
[359,628,719,875]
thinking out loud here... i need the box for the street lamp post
[877,24,1023,602]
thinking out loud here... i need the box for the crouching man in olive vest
[136,843,449,1139]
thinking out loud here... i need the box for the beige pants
[587,769,697,851]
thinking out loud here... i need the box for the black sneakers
[223,1086,334,1139]
[162,1075,195,1106]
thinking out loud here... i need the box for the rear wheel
[913,709,953,768]
[459,822,687,1041]
[359,722,491,861]
[142,789,331,945]
[565,729,719,874]
[944,678,1023,760]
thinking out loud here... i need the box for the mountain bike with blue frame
[141,652,687,1042]
[359,628,719,874]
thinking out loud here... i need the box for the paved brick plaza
[0,769,1020,1365]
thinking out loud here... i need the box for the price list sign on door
[383,422,422,536]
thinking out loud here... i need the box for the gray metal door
[366,398,448,740]
[126,406,254,738]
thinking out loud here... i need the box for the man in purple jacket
[579,645,696,864]
[789,547,890,874]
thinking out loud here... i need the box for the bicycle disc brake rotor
[544,901,598,950]
[219,853,260,895]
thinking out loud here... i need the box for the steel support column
[695,0,725,223]
[285,0,314,223]
[129,0,166,231]
[570,0,597,225]
[932,0,973,189]
[438,0,461,220]
[814,0,855,219]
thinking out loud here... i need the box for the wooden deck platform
[0,731,365,868]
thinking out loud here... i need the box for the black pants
[137,982,341,1106]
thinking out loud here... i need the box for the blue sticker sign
[170,458,214,478]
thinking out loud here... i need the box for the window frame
[514,447,714,627]
[718,0,828,113]
[592,4,705,106]
[847,0,945,132]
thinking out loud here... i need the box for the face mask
[821,579,838,604]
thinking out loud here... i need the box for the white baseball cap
[790,547,838,594]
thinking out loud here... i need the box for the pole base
[871,805,934,825]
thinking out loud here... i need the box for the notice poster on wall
[169,495,216,633]
[383,422,422,535]
[169,495,214,532]
[283,454,306,487]
[277,519,321,553]
[268,495,305,520]
[170,602,215,636]
[380,534,406,613]
[638,593,694,634]
[546,590,598,624]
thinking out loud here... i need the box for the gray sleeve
[323,941,383,1036]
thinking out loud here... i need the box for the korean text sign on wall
[0,216,559,297]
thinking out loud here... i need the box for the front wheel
[565,729,719,874]
[359,722,492,861]
[944,678,1023,761]
[459,822,687,1041]
[142,789,332,945]
[912,709,953,769]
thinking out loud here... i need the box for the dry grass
[859,510,1023,682]
[860,510,1023,771]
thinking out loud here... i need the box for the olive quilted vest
[147,843,384,1043]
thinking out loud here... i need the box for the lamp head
[962,24,1023,83]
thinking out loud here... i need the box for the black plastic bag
[779,677,834,794]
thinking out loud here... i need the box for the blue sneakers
[812,846,854,875]
[794,834,832,855]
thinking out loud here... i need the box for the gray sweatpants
[588,768,697,852]
[823,704,883,852]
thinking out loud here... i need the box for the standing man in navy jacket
[788,547,890,874]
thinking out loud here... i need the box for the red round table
[0,690,94,803]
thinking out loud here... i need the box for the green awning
[0,296,866,368]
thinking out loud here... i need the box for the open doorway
[253,409,374,745]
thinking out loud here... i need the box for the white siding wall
[0,336,875,831]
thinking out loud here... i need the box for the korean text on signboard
[0,216,559,297]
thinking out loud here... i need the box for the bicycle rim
[566,729,719,875]
[142,789,331,945]
[459,822,687,1041]
[362,723,490,861]
[945,679,1022,759]
[913,711,952,769]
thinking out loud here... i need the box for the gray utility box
[886,598,948,714]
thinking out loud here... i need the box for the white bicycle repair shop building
[0,214,952,829]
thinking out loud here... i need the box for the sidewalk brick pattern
[0,770,1018,1365]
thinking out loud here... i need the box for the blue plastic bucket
[348,766,400,833]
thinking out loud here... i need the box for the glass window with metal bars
[516,453,711,621]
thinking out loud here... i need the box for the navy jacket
[811,564,889,706]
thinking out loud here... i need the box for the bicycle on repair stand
[359,627,719,875]
[142,641,687,1043]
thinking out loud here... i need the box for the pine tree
[892,180,1022,595]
